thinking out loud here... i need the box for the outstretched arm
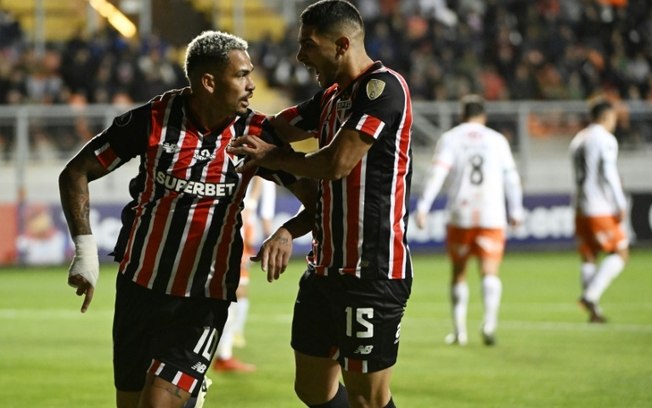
[59,143,109,313]
[228,127,373,180]
[269,115,315,143]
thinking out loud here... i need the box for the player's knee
[303,382,348,408]
[294,380,321,406]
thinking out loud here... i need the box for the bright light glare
[88,0,137,38]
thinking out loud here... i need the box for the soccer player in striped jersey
[570,100,628,323]
[59,31,317,408]
[228,1,412,407]
[415,95,524,346]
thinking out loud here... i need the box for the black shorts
[113,273,229,395]
[291,267,411,373]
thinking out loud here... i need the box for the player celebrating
[415,94,524,346]
[59,31,316,408]
[228,1,413,406]
[570,99,628,323]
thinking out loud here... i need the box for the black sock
[308,383,349,408]
[384,397,396,408]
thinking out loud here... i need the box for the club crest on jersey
[366,79,385,100]
[194,149,216,161]
[336,99,352,123]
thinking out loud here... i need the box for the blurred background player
[234,176,276,348]
[212,194,257,372]
[212,176,276,372]
[415,94,524,346]
[570,99,629,323]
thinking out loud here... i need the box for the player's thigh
[446,225,473,276]
[113,273,229,397]
[294,351,342,403]
[140,373,191,408]
[149,297,229,397]
[473,228,505,256]
[291,269,339,359]
[595,216,628,253]
[336,277,411,374]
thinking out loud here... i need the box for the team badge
[336,98,352,123]
[366,79,385,100]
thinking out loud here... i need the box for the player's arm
[415,134,452,229]
[503,166,524,227]
[228,127,373,180]
[415,161,449,229]
[59,143,110,313]
[269,115,315,143]
[601,143,627,221]
[501,139,525,227]
[254,177,318,282]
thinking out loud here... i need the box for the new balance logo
[191,362,208,374]
[353,345,374,355]
[161,142,181,154]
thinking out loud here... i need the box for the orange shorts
[575,215,628,257]
[446,226,505,263]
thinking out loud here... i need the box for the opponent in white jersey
[570,100,628,323]
[416,95,523,346]
[213,176,277,372]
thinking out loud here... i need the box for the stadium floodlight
[88,0,137,38]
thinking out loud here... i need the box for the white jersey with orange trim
[570,123,627,217]
[417,122,523,229]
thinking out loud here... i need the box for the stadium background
[0,0,651,266]
[1,2,651,408]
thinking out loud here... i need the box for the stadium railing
[0,101,650,265]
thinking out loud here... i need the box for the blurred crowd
[259,0,652,102]
[2,0,651,107]
[1,0,651,159]
[0,14,187,106]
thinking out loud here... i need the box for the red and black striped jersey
[89,89,298,300]
[278,61,413,280]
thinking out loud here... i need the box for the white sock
[451,282,469,336]
[482,275,502,334]
[584,254,625,303]
[581,262,597,290]
[216,302,237,360]
[232,297,250,337]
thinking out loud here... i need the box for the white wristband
[69,234,100,288]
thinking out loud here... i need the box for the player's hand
[68,235,99,313]
[615,210,626,223]
[227,135,280,173]
[252,227,293,282]
[508,216,522,228]
[415,211,427,230]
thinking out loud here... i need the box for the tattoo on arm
[273,235,289,246]
[59,147,108,236]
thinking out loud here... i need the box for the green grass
[1,249,651,407]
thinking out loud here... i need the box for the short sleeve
[88,103,150,171]
[276,89,325,133]
[342,73,407,140]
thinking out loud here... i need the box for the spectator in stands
[3,1,652,106]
